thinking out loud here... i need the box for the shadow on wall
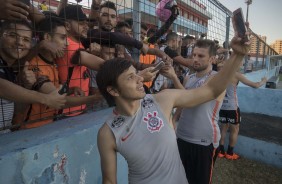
[0,108,128,184]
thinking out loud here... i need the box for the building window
[184,12,188,19]
[190,14,193,21]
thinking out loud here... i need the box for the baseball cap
[183,34,195,40]
[59,5,88,21]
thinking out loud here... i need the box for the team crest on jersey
[142,98,154,109]
[111,116,125,128]
[143,111,164,133]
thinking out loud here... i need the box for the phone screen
[232,8,248,41]
[58,82,68,95]
[152,61,165,72]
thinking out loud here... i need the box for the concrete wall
[223,134,282,168]
[237,87,282,118]
[0,109,128,184]
[1,85,282,183]
[238,68,276,88]
[237,67,282,117]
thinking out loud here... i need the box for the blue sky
[218,0,282,44]
[71,0,281,44]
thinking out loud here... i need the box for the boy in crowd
[0,20,66,133]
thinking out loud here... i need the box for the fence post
[132,0,141,61]
[262,43,266,69]
[225,15,230,48]
[256,39,260,68]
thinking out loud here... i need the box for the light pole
[245,0,252,22]
[244,0,252,73]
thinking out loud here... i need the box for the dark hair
[141,23,148,31]
[37,17,65,41]
[166,32,178,41]
[96,58,132,106]
[183,34,195,40]
[115,21,131,32]
[194,39,217,56]
[147,28,156,37]
[100,1,117,11]
[124,18,133,27]
[0,20,32,34]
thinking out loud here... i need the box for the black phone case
[233,8,248,42]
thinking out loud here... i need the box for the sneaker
[218,152,225,158]
[225,153,240,160]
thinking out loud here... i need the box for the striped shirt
[0,57,17,134]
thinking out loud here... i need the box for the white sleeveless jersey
[176,71,222,148]
[106,94,188,184]
[221,83,238,110]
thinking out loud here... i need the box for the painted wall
[223,134,282,168]
[1,86,282,183]
[238,68,276,88]
[237,87,282,118]
[0,109,129,184]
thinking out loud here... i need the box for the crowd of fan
[0,0,228,134]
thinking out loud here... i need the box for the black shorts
[219,108,241,124]
[177,139,216,184]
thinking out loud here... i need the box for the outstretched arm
[236,72,267,88]
[70,49,104,70]
[154,36,250,117]
[147,5,179,44]
[0,78,66,109]
[98,124,117,184]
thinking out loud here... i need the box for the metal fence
[0,0,279,132]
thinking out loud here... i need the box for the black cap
[59,5,88,21]
[183,34,195,40]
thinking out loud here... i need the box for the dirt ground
[212,156,282,184]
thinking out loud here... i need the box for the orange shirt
[56,37,89,116]
[18,55,60,129]
[140,44,156,88]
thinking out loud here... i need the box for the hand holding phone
[151,61,165,72]
[58,82,69,95]
[232,8,249,42]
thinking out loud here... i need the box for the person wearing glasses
[0,20,66,133]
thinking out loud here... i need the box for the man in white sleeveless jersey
[217,64,267,160]
[95,35,250,184]
[172,39,225,184]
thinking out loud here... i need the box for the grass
[212,157,282,184]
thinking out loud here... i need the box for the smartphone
[232,8,249,42]
[151,61,165,72]
[58,82,69,95]
[21,0,30,6]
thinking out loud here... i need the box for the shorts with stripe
[177,139,216,184]
[219,108,241,125]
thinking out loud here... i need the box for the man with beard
[57,5,104,117]
[98,1,117,32]
[174,39,226,184]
